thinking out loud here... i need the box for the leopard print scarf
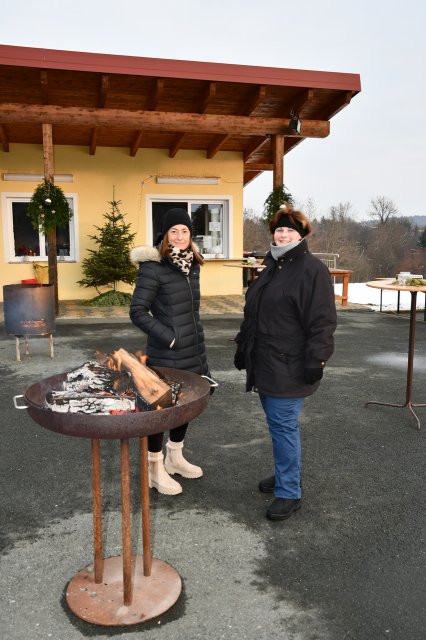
[168,244,194,276]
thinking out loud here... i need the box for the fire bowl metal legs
[65,436,182,626]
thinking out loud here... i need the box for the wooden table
[223,262,266,284]
[329,269,352,306]
[365,279,426,429]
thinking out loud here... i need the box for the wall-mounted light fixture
[289,112,301,135]
[156,176,220,185]
[2,173,74,182]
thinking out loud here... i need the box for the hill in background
[407,215,426,227]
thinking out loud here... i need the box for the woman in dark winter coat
[234,204,337,521]
[130,208,210,495]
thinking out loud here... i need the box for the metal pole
[120,438,133,606]
[91,438,103,583]
[139,437,152,576]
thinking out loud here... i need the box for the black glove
[234,351,246,371]
[304,367,324,385]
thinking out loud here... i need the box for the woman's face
[273,226,302,246]
[167,224,191,250]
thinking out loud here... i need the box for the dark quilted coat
[235,239,337,397]
[129,245,209,376]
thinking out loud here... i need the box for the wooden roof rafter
[150,78,164,111]
[90,74,109,155]
[207,134,229,159]
[130,130,143,157]
[198,82,216,114]
[0,124,9,152]
[243,85,266,116]
[320,91,353,120]
[169,132,186,158]
[40,70,49,104]
[290,88,315,115]
[243,135,270,163]
[0,44,361,182]
[243,170,263,186]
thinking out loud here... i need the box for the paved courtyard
[1,308,426,639]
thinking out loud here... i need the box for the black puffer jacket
[129,246,209,375]
[235,239,337,397]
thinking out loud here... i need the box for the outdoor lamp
[289,112,301,135]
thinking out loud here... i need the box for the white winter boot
[148,451,182,495]
[165,440,203,479]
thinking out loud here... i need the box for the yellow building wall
[0,144,245,301]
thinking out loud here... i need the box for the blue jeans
[259,394,305,499]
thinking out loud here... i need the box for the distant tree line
[244,196,426,282]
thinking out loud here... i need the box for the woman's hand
[304,367,324,384]
[234,351,246,370]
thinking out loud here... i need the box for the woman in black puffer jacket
[234,204,337,521]
[130,208,210,495]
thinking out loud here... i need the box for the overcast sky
[2,0,426,219]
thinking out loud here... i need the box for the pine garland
[27,179,73,233]
[262,185,294,226]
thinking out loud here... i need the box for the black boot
[258,475,275,493]
[258,476,303,494]
[266,498,301,521]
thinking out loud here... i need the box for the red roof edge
[0,44,361,93]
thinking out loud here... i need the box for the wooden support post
[140,436,152,576]
[42,123,59,315]
[120,438,133,606]
[272,134,284,189]
[91,439,104,584]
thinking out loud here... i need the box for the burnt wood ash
[45,356,181,415]
[65,361,131,394]
[46,391,136,414]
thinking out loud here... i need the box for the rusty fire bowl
[24,367,211,439]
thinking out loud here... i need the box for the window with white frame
[151,199,228,258]
[2,193,78,262]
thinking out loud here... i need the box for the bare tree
[369,196,398,224]
[243,208,270,253]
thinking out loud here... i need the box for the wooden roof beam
[40,70,49,104]
[130,130,143,157]
[90,127,98,155]
[0,103,330,137]
[169,132,186,157]
[207,134,228,159]
[0,124,9,152]
[149,78,164,111]
[243,85,266,115]
[198,82,216,114]
[243,136,269,162]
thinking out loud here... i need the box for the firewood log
[112,348,173,408]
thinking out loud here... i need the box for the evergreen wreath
[27,179,73,233]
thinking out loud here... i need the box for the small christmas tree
[78,198,138,304]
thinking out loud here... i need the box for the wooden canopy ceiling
[0,45,361,185]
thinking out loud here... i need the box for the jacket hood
[130,242,202,266]
[130,245,161,266]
